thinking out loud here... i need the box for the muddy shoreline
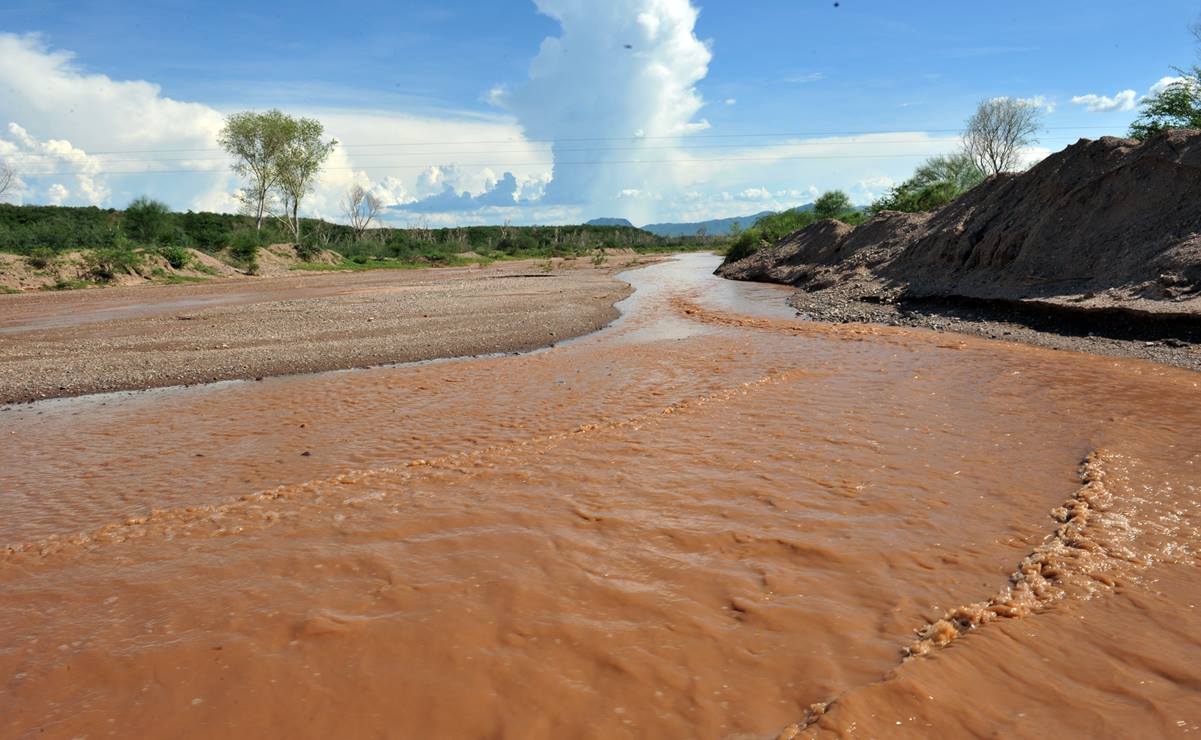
[783,283,1201,372]
[0,257,653,405]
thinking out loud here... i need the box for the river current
[2,253,1200,738]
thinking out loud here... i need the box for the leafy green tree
[272,117,337,243]
[122,196,172,244]
[1129,70,1201,140]
[218,109,294,231]
[870,152,985,213]
[813,190,853,220]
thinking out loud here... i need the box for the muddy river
[2,253,1200,738]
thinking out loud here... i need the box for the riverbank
[0,255,653,404]
[784,281,1201,372]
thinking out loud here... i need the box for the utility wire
[45,125,1119,157]
[13,134,1093,167]
[19,150,1058,177]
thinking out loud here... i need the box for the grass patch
[153,273,209,285]
[292,255,489,272]
[0,285,22,294]
[41,278,93,291]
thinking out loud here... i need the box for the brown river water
[2,253,1200,738]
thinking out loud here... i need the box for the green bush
[82,247,141,282]
[229,230,262,262]
[870,153,984,214]
[813,191,853,220]
[123,196,172,245]
[157,244,191,270]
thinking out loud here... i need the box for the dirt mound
[891,130,1201,304]
[0,247,244,292]
[719,130,1201,313]
[222,243,343,276]
[716,212,930,290]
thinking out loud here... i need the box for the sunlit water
[2,253,1200,738]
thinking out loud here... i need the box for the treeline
[0,203,335,254]
[0,202,711,261]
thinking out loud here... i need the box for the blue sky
[0,0,1197,226]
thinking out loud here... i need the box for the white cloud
[737,187,773,201]
[724,98,737,106]
[1145,75,1195,98]
[852,176,896,203]
[783,72,825,84]
[1018,95,1056,113]
[1070,89,1137,113]
[0,32,554,223]
[503,0,712,223]
[0,33,225,208]
[46,183,69,205]
[0,122,109,205]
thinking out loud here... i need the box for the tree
[218,109,293,231]
[342,184,382,240]
[1129,73,1201,140]
[869,152,985,213]
[962,97,1042,176]
[0,161,15,201]
[813,190,853,220]
[272,117,337,244]
[123,196,172,244]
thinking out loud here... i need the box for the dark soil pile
[720,131,1201,308]
[716,130,1201,368]
[887,131,1201,306]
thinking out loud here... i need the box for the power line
[18,150,1042,177]
[11,134,1093,167]
[51,125,1119,157]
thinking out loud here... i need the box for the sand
[0,256,654,404]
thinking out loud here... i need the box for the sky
[0,0,1197,227]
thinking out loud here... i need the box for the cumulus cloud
[394,171,521,213]
[736,187,773,201]
[0,32,226,207]
[1071,89,1137,113]
[502,0,712,222]
[0,32,552,223]
[0,122,109,205]
[46,183,69,205]
[1147,76,1187,97]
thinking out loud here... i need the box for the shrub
[123,196,172,245]
[26,247,56,270]
[229,230,261,263]
[82,247,141,282]
[158,244,191,270]
[870,153,985,214]
[814,191,854,220]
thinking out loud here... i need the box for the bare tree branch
[0,161,15,201]
[342,184,382,240]
[962,98,1043,176]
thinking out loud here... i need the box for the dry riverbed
[0,256,653,404]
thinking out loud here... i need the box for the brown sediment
[2,253,1201,738]
[0,255,655,404]
[716,130,1201,372]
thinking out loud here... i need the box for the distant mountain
[640,205,814,237]
[584,217,636,228]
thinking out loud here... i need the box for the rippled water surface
[2,253,1200,738]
